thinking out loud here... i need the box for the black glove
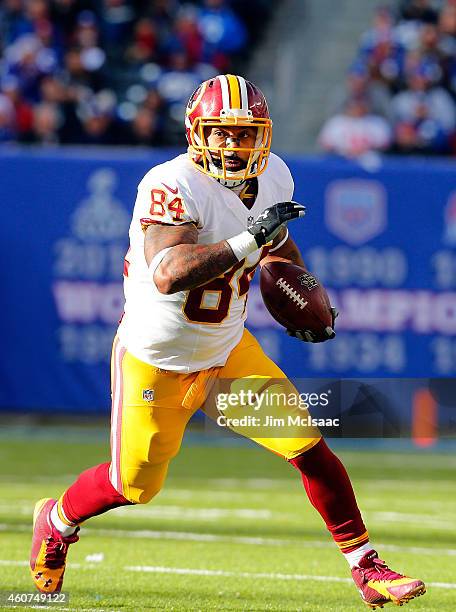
[247,201,306,247]
[287,307,339,343]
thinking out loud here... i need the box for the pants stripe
[110,338,126,495]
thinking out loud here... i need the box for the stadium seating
[0,0,276,146]
[318,0,456,156]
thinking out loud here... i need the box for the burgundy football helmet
[185,74,272,186]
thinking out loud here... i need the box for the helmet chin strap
[209,163,246,188]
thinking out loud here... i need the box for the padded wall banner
[0,149,455,412]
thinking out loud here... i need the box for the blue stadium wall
[0,148,455,416]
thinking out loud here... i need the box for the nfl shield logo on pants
[325,179,387,245]
[142,389,155,402]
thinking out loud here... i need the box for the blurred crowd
[0,0,275,146]
[318,0,456,157]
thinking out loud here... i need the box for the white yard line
[87,527,295,546]
[0,560,28,566]
[0,502,279,521]
[2,560,455,590]
[0,502,275,520]
[127,565,352,583]
[111,505,274,520]
[0,559,94,570]
[125,565,456,589]
[4,502,455,526]
[362,478,456,488]
[3,560,455,590]
[204,478,292,489]
[2,522,456,557]
[369,511,455,529]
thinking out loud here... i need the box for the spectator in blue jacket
[198,0,247,70]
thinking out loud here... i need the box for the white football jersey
[118,152,294,372]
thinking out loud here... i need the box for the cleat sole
[366,583,426,608]
[394,584,426,607]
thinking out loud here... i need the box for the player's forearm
[154,241,238,294]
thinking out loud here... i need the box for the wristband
[269,228,289,252]
[149,247,172,291]
[226,231,259,261]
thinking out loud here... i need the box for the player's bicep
[144,222,198,266]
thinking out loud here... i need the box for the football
[260,261,333,339]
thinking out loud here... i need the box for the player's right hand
[286,307,338,342]
[247,201,306,247]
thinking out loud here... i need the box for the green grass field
[0,426,455,611]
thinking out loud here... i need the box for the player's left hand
[286,307,338,343]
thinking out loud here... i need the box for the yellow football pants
[109,329,321,503]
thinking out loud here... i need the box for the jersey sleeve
[268,152,294,202]
[282,160,294,201]
[135,174,200,232]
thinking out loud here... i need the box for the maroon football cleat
[352,550,426,609]
[30,498,79,593]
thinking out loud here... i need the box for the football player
[30,75,425,609]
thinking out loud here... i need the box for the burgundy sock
[290,439,368,553]
[60,462,133,524]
